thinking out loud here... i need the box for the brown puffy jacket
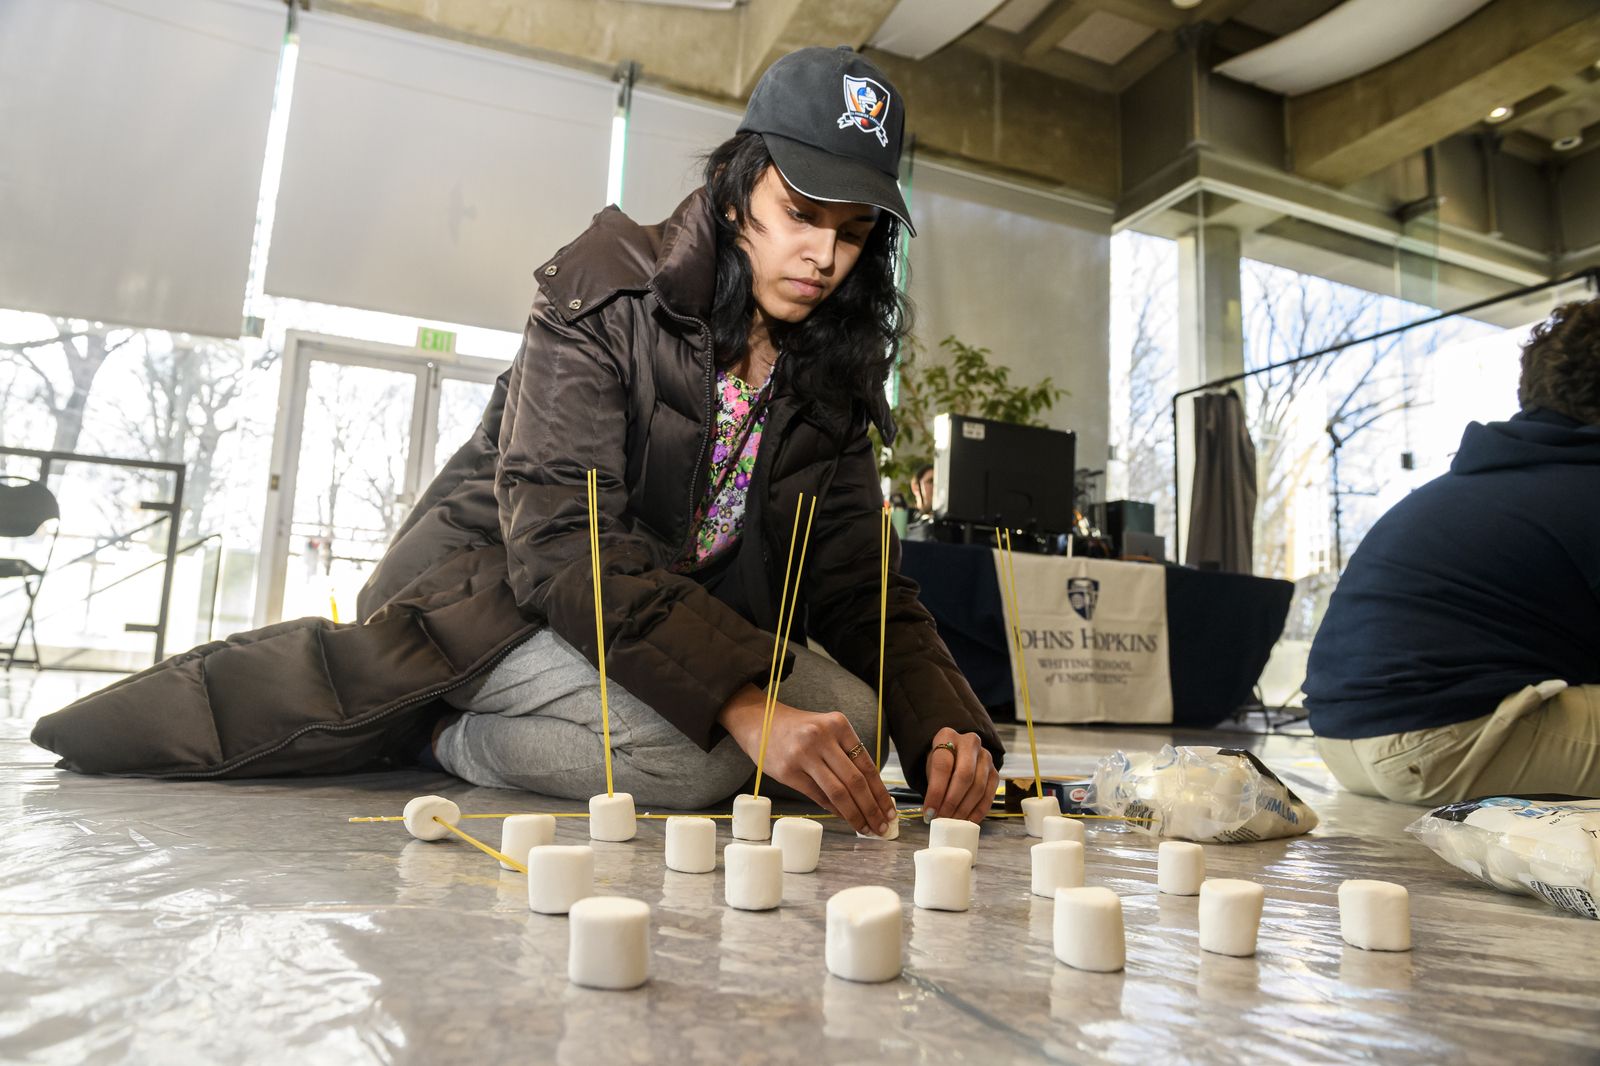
[32,191,1002,793]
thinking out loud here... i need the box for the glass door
[257,333,501,625]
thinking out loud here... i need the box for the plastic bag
[1407,796,1600,919]
[1090,744,1319,843]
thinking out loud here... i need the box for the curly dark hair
[702,132,911,415]
[1519,298,1600,425]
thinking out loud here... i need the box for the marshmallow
[772,816,823,873]
[1022,794,1062,837]
[1031,840,1086,898]
[913,847,974,911]
[724,842,784,911]
[588,792,637,842]
[664,816,716,874]
[402,795,461,841]
[856,815,901,840]
[1042,815,1086,844]
[731,793,772,841]
[527,845,596,915]
[1053,886,1125,972]
[567,896,651,990]
[1199,878,1265,957]
[499,814,556,871]
[1338,879,1411,952]
[928,817,980,859]
[1157,840,1205,896]
[826,886,903,983]
[1484,833,1538,892]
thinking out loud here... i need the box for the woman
[408,45,1002,833]
[32,48,1003,832]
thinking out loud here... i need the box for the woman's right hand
[718,683,898,836]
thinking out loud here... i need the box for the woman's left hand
[921,727,999,823]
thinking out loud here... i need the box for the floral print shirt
[674,367,769,572]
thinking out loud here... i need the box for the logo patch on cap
[837,75,890,147]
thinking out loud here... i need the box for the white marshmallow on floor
[724,842,783,910]
[527,844,596,915]
[1022,794,1061,837]
[826,885,903,983]
[928,817,980,859]
[913,847,973,911]
[1031,840,1086,898]
[1042,815,1086,844]
[772,816,823,873]
[1053,886,1125,972]
[499,814,556,870]
[1157,840,1205,895]
[588,792,637,842]
[402,795,460,841]
[1199,878,1265,957]
[1339,879,1411,952]
[567,896,651,990]
[731,794,772,841]
[856,816,901,840]
[664,816,716,874]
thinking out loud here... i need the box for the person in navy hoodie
[1305,298,1600,804]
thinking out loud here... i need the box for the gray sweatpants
[435,628,882,808]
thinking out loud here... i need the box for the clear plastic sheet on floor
[4,719,1599,1065]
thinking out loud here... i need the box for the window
[1108,231,1179,549]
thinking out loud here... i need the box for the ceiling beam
[1182,0,1261,30]
[958,24,1119,94]
[1107,24,1178,91]
[865,37,1120,199]
[1289,0,1600,187]
[734,0,900,97]
[323,0,748,97]
[1020,0,1095,60]
[1494,72,1600,136]
[1076,0,1184,32]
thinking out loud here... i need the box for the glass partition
[1116,182,1596,708]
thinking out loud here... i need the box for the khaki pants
[1316,682,1600,805]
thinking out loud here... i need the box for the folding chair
[1,475,61,670]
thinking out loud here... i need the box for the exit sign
[417,327,456,353]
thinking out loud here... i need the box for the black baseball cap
[738,46,916,237]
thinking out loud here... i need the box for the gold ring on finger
[845,742,867,761]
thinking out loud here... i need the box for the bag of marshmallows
[1407,796,1600,919]
[1090,744,1319,843]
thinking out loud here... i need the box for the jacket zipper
[161,626,537,780]
[649,284,715,563]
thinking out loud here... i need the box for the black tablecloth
[899,541,1292,728]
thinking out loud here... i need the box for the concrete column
[1174,220,1243,559]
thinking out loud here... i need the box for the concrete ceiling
[311,0,1600,278]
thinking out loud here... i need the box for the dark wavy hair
[1519,298,1600,425]
[702,132,911,416]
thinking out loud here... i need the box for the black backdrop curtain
[1185,389,1257,574]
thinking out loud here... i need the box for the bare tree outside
[100,334,279,539]
[1239,259,1487,626]
[1109,232,1179,547]
[279,360,414,619]
[0,319,136,455]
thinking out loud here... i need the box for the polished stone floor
[4,669,1598,1065]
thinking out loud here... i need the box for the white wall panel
[265,13,614,331]
[621,89,739,226]
[0,0,282,337]
[905,163,1112,473]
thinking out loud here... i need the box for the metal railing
[0,446,186,665]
